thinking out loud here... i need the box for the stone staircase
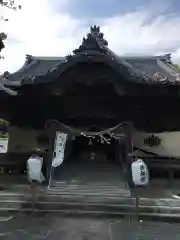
[0,184,134,217]
[47,181,132,205]
[41,161,133,215]
[0,182,180,220]
[49,182,130,196]
[0,160,134,216]
[49,160,130,195]
[1,161,179,220]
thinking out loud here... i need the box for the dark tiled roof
[123,57,179,84]
[7,55,65,82]
[3,53,180,87]
[4,25,180,87]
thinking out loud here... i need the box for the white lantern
[131,159,149,187]
[27,156,45,183]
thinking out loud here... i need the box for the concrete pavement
[1,213,180,239]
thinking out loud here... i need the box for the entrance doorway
[70,135,117,163]
[52,134,127,185]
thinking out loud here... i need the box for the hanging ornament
[100,137,104,144]
[175,73,180,82]
[90,152,96,161]
[88,138,93,145]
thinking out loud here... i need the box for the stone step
[0,189,180,220]
[52,182,129,190]
[0,192,133,205]
[48,187,129,193]
[0,200,136,211]
[0,207,143,219]
[0,191,179,207]
[47,188,131,197]
[0,215,14,222]
[0,207,180,222]
[48,181,131,197]
[0,199,180,220]
[0,190,131,201]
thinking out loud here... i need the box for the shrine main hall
[0,25,180,183]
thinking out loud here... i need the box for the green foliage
[0,32,7,53]
[173,64,180,70]
[0,132,8,139]
[0,0,21,11]
[0,1,21,53]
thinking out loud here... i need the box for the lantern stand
[132,155,140,222]
[129,149,147,223]
[126,122,140,222]
[135,184,140,222]
[123,122,141,223]
[168,157,174,189]
[131,135,140,222]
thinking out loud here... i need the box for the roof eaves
[0,75,21,86]
[157,58,178,77]
[0,82,18,95]
[115,54,171,62]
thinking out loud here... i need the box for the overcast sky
[1,0,180,74]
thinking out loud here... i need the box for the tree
[0,0,21,52]
[173,64,180,70]
[0,0,21,11]
[0,32,7,55]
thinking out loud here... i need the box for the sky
[1,0,180,74]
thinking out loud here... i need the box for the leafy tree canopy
[0,0,21,53]
[173,64,180,70]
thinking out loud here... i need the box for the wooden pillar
[116,137,126,169]
[124,122,134,188]
[116,139,121,165]
[168,157,174,188]
[124,122,134,166]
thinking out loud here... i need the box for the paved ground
[1,213,180,239]
[1,175,180,239]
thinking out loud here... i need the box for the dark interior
[52,135,127,183]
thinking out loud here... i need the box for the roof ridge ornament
[175,73,180,82]
[90,25,108,46]
[152,72,168,83]
[24,54,33,66]
[73,25,108,55]
[160,53,171,63]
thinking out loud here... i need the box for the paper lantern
[131,159,149,186]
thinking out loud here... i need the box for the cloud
[101,12,180,57]
[1,0,180,74]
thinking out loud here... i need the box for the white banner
[0,138,8,153]
[52,132,67,167]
